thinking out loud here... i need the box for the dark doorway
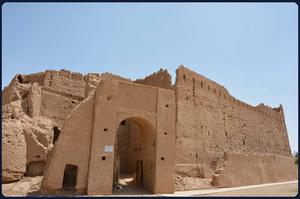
[62,164,78,191]
[53,126,61,144]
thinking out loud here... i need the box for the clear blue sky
[2,3,298,153]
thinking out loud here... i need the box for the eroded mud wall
[2,69,101,182]
[41,96,95,193]
[175,66,292,178]
[134,69,173,90]
[212,153,298,187]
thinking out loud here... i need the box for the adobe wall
[175,66,292,178]
[41,79,176,195]
[2,68,176,184]
[87,80,175,194]
[3,69,101,129]
[3,68,173,123]
[212,153,298,187]
[41,96,95,194]
[134,69,174,90]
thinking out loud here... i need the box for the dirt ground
[3,176,296,197]
[2,175,212,196]
[2,176,43,196]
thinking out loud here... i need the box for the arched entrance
[112,117,156,194]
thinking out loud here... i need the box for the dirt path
[182,181,298,197]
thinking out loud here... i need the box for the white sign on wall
[104,146,113,153]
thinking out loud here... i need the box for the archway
[112,117,156,194]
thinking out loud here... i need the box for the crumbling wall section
[43,70,86,101]
[175,66,292,180]
[2,100,53,183]
[212,153,298,187]
[134,69,173,90]
[2,69,91,183]
[39,69,90,128]
[2,75,32,106]
[84,73,100,98]
[28,83,42,117]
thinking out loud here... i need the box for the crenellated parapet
[175,64,291,179]
[175,65,284,121]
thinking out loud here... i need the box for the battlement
[175,65,284,121]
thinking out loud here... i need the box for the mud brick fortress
[2,65,297,195]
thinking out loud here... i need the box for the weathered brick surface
[175,66,291,178]
[2,66,295,190]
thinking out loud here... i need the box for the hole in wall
[53,126,61,144]
[107,95,113,100]
[17,75,30,84]
[243,139,246,145]
[102,156,106,161]
[21,92,28,99]
[164,132,167,135]
[121,120,126,125]
[25,161,46,177]
[165,104,169,108]
[17,75,24,83]
[104,128,108,132]
[62,164,78,191]
[200,82,203,88]
[183,74,186,81]
[161,157,165,160]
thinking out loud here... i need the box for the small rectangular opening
[62,164,78,191]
